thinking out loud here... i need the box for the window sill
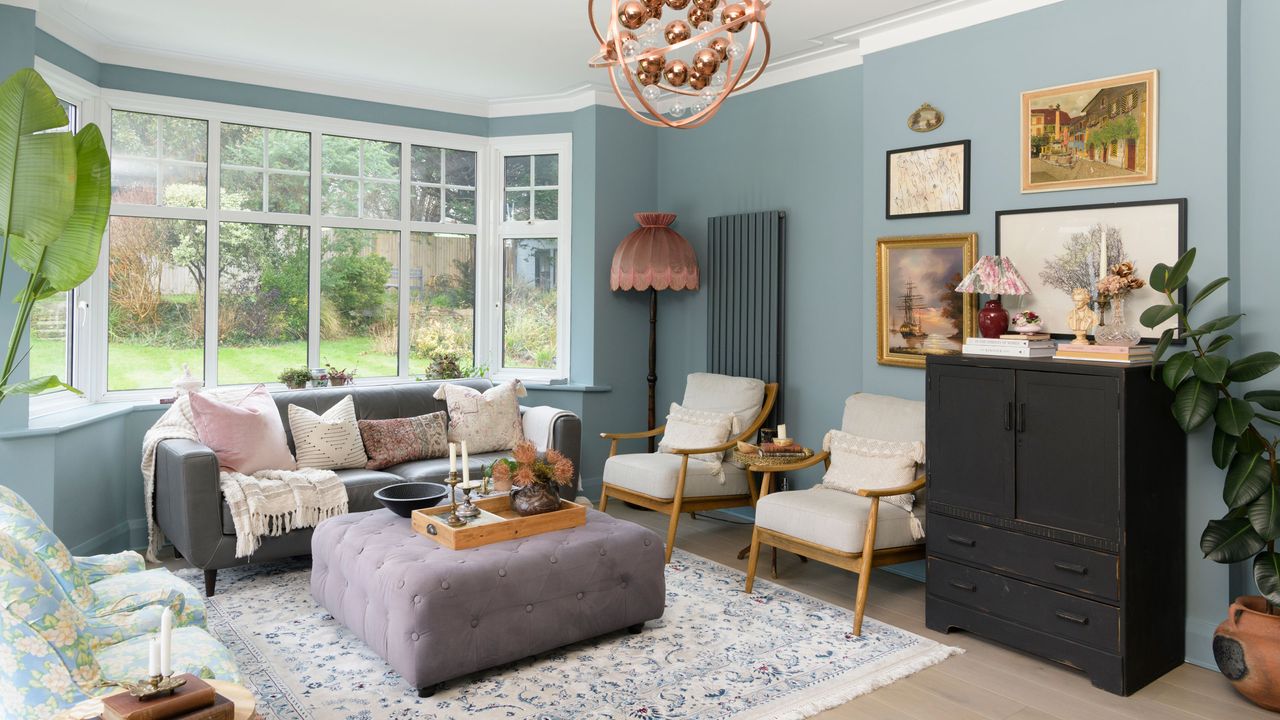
[522,383,611,393]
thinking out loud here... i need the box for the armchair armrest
[153,438,223,566]
[600,426,665,440]
[856,474,926,498]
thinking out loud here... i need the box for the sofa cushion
[821,430,924,513]
[359,411,449,470]
[755,486,925,554]
[221,468,402,534]
[603,453,749,499]
[191,385,296,474]
[434,380,526,453]
[385,451,511,484]
[288,395,369,470]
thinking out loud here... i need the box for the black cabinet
[925,355,1186,695]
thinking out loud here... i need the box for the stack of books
[102,675,234,720]
[1053,343,1154,364]
[758,441,809,458]
[962,335,1056,358]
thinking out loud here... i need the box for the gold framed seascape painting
[876,233,978,369]
[1020,69,1157,193]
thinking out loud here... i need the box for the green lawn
[30,336,401,391]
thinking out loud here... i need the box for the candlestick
[443,470,466,527]
[148,637,160,677]
[159,607,173,676]
[449,442,457,473]
[457,478,481,518]
[777,424,787,441]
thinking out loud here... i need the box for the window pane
[112,158,158,204]
[362,180,400,220]
[364,141,401,180]
[321,135,360,175]
[534,189,558,221]
[220,124,263,167]
[410,232,475,377]
[504,155,530,187]
[218,223,309,385]
[410,185,441,223]
[267,173,309,214]
[160,116,207,163]
[503,237,557,370]
[111,111,156,157]
[321,177,359,217]
[160,164,207,208]
[504,191,530,222]
[268,129,310,171]
[445,149,476,186]
[533,154,558,186]
[320,228,399,377]
[29,292,69,385]
[112,111,208,208]
[411,146,442,183]
[445,188,476,224]
[107,217,206,390]
[221,168,263,212]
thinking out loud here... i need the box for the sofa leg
[418,685,436,698]
[627,623,644,634]
[204,569,217,597]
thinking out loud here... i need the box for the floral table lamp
[955,255,1030,338]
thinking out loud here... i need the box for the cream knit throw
[141,388,348,561]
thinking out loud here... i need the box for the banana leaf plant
[0,67,111,404]
[1141,248,1280,612]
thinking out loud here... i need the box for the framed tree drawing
[886,139,970,219]
[995,199,1187,341]
[1021,69,1158,193]
[876,233,978,368]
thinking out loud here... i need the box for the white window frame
[487,134,572,383]
[30,61,571,412]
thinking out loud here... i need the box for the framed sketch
[995,199,1187,341]
[886,139,970,219]
[1021,69,1158,193]
[876,233,978,369]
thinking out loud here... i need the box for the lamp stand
[647,287,658,453]
[978,294,1010,339]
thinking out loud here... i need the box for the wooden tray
[411,495,586,550]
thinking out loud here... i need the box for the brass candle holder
[457,479,481,519]
[443,470,467,527]
[120,673,187,700]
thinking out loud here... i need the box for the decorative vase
[978,298,1009,339]
[1012,323,1042,335]
[1094,296,1142,346]
[1213,596,1280,711]
[510,481,561,516]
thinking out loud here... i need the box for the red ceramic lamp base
[978,298,1009,339]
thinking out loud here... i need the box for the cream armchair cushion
[821,430,924,513]
[603,454,750,500]
[755,486,926,554]
[658,403,736,465]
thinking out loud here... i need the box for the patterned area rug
[178,551,959,719]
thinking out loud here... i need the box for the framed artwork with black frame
[995,198,1187,342]
[885,139,971,219]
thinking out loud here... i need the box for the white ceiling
[35,0,1051,113]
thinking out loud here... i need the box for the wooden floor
[606,504,1259,720]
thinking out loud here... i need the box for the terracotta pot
[510,482,561,516]
[1213,595,1280,711]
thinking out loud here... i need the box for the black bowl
[373,482,449,518]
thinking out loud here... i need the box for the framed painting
[876,233,978,368]
[1020,69,1158,193]
[886,139,970,219]
[995,199,1187,341]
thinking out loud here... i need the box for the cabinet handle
[946,534,977,547]
[1004,401,1013,431]
[1054,561,1088,575]
[1016,403,1027,433]
[1055,610,1089,625]
[947,580,977,592]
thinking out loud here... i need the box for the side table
[732,449,820,575]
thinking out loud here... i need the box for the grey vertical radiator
[705,210,786,429]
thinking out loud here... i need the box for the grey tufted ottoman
[310,507,666,696]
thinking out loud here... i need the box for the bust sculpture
[1065,287,1099,345]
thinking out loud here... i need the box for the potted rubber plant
[0,68,110,406]
[1141,248,1280,711]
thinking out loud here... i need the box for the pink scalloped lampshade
[610,213,700,292]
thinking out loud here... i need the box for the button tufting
[643,538,651,546]
[525,604,533,613]
[441,581,450,590]
[470,619,479,628]
[600,548,607,556]
[576,592,584,600]
[411,632,420,641]
[398,580,405,588]
[414,595,421,604]
[498,569,507,577]
[549,557,558,564]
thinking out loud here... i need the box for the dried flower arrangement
[490,441,575,489]
[1097,261,1147,300]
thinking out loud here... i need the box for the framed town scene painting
[876,233,978,368]
[1020,69,1157,193]
[886,139,970,219]
[995,199,1187,341]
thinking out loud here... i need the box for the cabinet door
[927,364,1016,517]
[1014,371,1119,541]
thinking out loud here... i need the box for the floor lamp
[611,213,701,452]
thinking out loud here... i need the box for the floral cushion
[96,626,241,686]
[433,380,527,453]
[89,569,206,629]
[0,605,87,718]
[358,411,449,470]
[0,485,39,519]
[0,506,94,607]
[76,551,146,583]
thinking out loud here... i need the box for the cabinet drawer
[927,558,1119,652]
[928,514,1119,602]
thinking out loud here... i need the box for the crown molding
[32,0,1064,120]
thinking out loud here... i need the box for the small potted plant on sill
[489,441,574,516]
[1141,248,1280,711]
[326,365,355,387]
[277,367,312,390]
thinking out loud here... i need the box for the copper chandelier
[588,0,772,130]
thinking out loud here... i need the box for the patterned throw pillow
[358,411,449,470]
[821,430,924,513]
[433,381,526,453]
[659,403,736,464]
[288,395,369,470]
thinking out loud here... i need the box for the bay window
[33,84,572,409]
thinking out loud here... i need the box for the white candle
[449,443,457,473]
[159,607,173,676]
[148,637,160,677]
[1099,233,1108,280]
[776,424,787,441]
[461,441,470,484]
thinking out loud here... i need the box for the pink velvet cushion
[190,385,296,474]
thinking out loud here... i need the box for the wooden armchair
[745,393,927,636]
[599,374,778,563]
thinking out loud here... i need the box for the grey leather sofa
[153,379,582,595]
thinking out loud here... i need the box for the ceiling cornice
[33,0,1065,120]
